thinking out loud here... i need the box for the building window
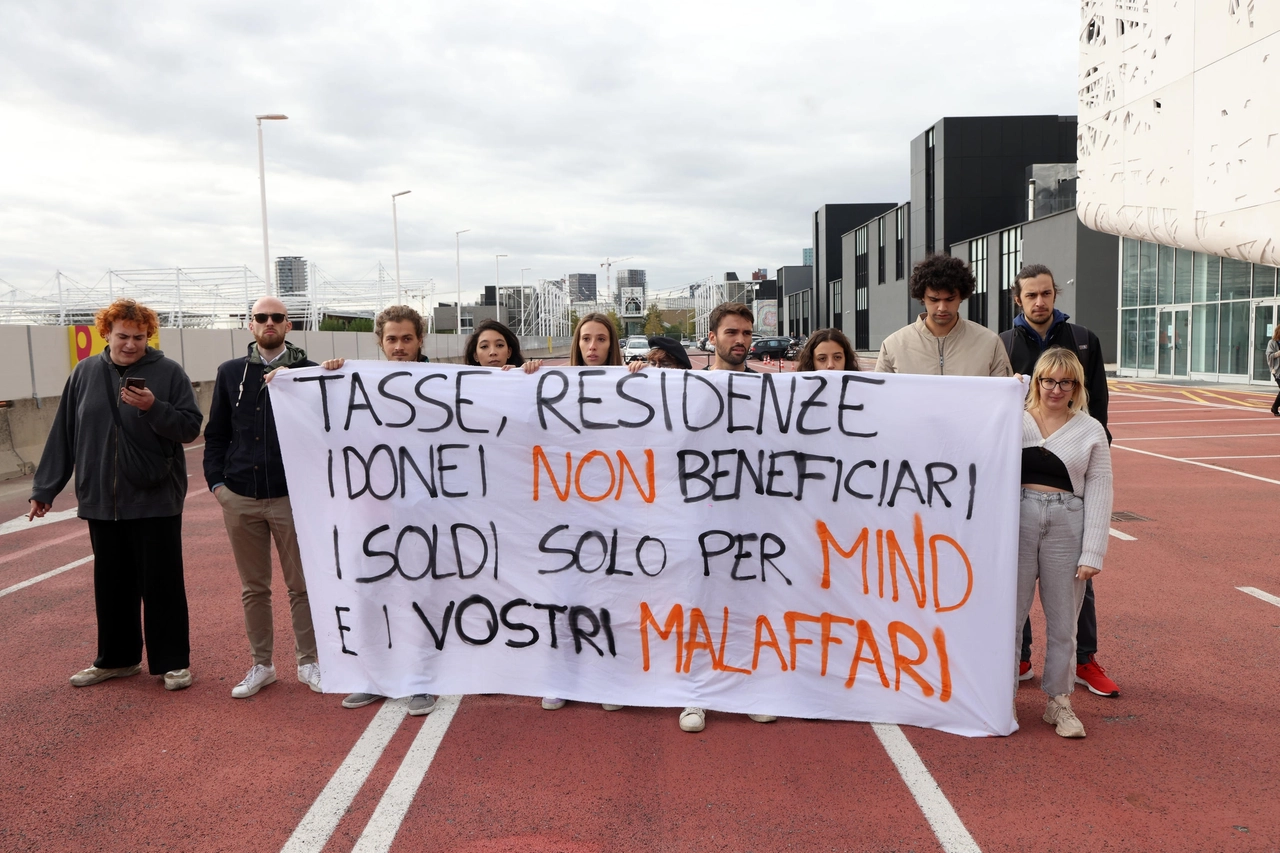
[877,218,886,285]
[895,207,907,280]
[969,238,988,327]
[832,279,843,331]
[1121,239,1140,308]
[1157,245,1175,304]
[998,226,1022,332]
[854,225,869,349]
[925,128,936,254]
[1139,243,1158,305]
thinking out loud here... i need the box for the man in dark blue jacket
[1001,264,1119,699]
[204,296,320,699]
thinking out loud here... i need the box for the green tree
[348,317,373,333]
[643,303,664,336]
[319,315,346,332]
[568,310,580,333]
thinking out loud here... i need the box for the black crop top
[1021,445,1073,492]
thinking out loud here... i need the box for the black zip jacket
[31,347,203,520]
[203,341,315,499]
[1002,316,1109,430]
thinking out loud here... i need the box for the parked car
[697,336,711,352]
[623,336,651,362]
[748,336,791,360]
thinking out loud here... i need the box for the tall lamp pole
[455,229,470,335]
[255,114,288,295]
[391,190,411,304]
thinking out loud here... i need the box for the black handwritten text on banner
[270,364,1024,737]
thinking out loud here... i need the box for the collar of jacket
[1013,309,1070,347]
[247,339,308,367]
[913,313,970,342]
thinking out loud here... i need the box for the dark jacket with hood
[1001,309,1109,431]
[203,340,315,499]
[31,347,204,520]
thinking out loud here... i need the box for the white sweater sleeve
[1078,424,1114,570]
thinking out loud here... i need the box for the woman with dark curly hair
[29,299,203,692]
[796,328,859,372]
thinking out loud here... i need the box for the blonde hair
[1026,347,1089,414]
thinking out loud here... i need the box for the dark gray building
[567,273,597,302]
[778,265,813,338]
[812,203,897,332]
[909,115,1077,267]
[275,256,307,296]
[839,203,911,351]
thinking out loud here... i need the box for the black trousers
[1272,376,1280,413]
[87,515,190,674]
[1021,577,1097,665]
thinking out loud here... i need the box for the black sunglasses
[253,313,287,324]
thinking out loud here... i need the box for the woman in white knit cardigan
[1017,347,1113,738]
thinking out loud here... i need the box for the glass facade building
[1118,237,1280,382]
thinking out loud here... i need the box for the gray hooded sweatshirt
[31,347,204,520]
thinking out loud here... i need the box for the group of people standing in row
[28,252,1118,738]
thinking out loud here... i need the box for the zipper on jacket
[112,366,120,520]
[937,336,945,375]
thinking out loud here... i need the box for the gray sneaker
[70,663,142,687]
[407,694,437,716]
[342,692,385,709]
[1043,694,1086,738]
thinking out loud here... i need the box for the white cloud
[0,0,1078,302]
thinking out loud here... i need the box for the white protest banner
[270,363,1024,737]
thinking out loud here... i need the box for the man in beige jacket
[875,253,1012,377]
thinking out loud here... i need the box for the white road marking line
[0,507,81,536]
[0,555,93,599]
[1109,528,1136,541]
[1114,433,1280,441]
[0,528,88,568]
[1237,587,1280,608]
[1111,417,1275,426]
[280,698,410,853]
[1113,445,1280,486]
[1184,455,1280,460]
[351,695,462,853]
[1110,391,1266,413]
[872,723,981,853]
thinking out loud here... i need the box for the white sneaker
[601,704,624,711]
[541,697,566,710]
[297,663,322,693]
[748,714,777,723]
[231,663,277,698]
[679,707,705,732]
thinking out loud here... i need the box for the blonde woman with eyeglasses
[1017,347,1113,737]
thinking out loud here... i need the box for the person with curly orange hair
[30,298,203,692]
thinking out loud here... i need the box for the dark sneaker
[70,664,142,687]
[1018,660,1034,682]
[1075,655,1119,697]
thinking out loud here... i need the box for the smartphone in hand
[124,377,147,391]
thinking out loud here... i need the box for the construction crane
[599,256,633,305]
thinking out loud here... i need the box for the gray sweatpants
[1015,489,1088,697]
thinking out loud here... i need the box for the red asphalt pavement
[2,372,1279,852]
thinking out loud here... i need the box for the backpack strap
[1070,322,1089,358]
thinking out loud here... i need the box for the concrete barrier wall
[0,324,571,481]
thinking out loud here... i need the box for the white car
[623,336,651,362]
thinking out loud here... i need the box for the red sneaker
[1075,655,1119,697]
[1018,661,1034,682]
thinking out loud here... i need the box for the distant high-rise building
[275,257,308,295]
[616,269,646,318]
[802,248,814,266]
[567,273,597,302]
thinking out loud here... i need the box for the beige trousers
[216,488,317,667]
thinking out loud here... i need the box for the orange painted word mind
[638,602,952,702]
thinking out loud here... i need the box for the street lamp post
[455,229,470,336]
[255,114,288,295]
[391,190,411,304]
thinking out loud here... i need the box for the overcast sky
[0,1,1079,304]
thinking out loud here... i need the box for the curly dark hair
[796,328,859,372]
[908,253,975,301]
[464,318,525,367]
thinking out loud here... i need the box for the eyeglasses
[1038,377,1077,391]
[253,313,287,324]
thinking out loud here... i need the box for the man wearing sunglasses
[204,295,321,699]
[1000,263,1119,700]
